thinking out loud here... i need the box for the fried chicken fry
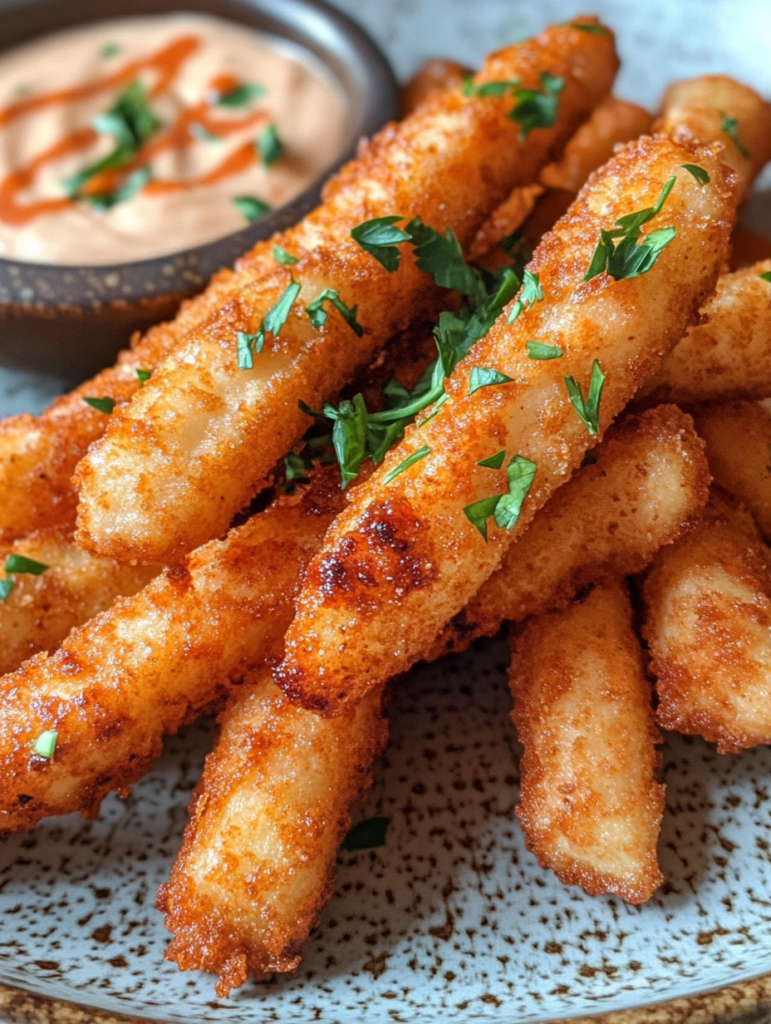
[276,136,736,715]
[692,401,771,541]
[509,579,664,903]
[400,59,469,117]
[642,491,771,753]
[433,405,709,657]
[158,672,388,997]
[654,75,771,202]
[0,472,345,834]
[0,528,157,677]
[638,260,771,406]
[74,21,619,564]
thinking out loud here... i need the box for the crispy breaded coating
[276,136,737,715]
[692,401,771,541]
[0,473,344,834]
[0,528,157,676]
[540,96,653,191]
[638,261,771,406]
[400,59,469,117]
[510,580,664,903]
[642,491,771,753]
[433,405,709,657]
[74,22,619,565]
[655,75,771,201]
[158,672,387,997]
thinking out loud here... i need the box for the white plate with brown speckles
[3,1,771,1022]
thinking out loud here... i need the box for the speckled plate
[3,1,771,1022]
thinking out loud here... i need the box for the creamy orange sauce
[0,14,348,264]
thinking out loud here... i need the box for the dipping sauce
[0,13,348,265]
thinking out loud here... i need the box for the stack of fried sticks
[2,16,771,998]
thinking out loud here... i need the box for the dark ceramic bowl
[0,0,398,382]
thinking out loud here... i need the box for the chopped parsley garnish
[5,554,49,575]
[33,730,58,759]
[759,271,771,283]
[216,82,266,107]
[681,164,710,186]
[477,450,506,470]
[567,22,607,34]
[136,368,152,386]
[65,81,159,206]
[383,446,431,484]
[584,177,677,282]
[324,394,369,486]
[284,450,312,494]
[526,340,563,360]
[236,278,300,369]
[232,195,271,222]
[0,578,13,601]
[468,366,515,395]
[509,71,564,139]
[506,269,544,323]
[350,215,412,272]
[462,77,522,98]
[464,454,536,540]
[306,290,363,336]
[720,113,750,158]
[273,245,298,265]
[407,216,484,300]
[564,359,605,436]
[343,816,390,851]
[100,43,119,58]
[82,396,115,414]
[258,122,282,166]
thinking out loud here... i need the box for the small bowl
[0,0,398,382]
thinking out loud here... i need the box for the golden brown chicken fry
[510,579,664,903]
[692,401,771,541]
[0,472,344,834]
[0,528,157,677]
[74,22,619,565]
[276,136,736,715]
[433,405,709,657]
[158,672,387,997]
[642,491,771,753]
[400,59,469,117]
[638,260,771,406]
[655,75,771,202]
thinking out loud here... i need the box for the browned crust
[510,580,664,903]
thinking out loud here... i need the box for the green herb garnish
[306,290,363,336]
[463,494,502,541]
[324,394,369,487]
[468,366,515,395]
[273,245,298,265]
[0,578,13,601]
[232,195,271,222]
[5,554,49,575]
[350,215,412,272]
[33,730,58,759]
[509,71,564,138]
[284,450,312,494]
[526,340,563,360]
[759,271,771,283]
[343,816,390,851]
[82,397,115,414]
[568,22,608,34]
[564,359,605,436]
[464,454,536,540]
[216,82,266,107]
[477,450,506,469]
[258,122,282,167]
[406,216,484,300]
[681,164,710,186]
[584,177,677,282]
[236,278,301,369]
[383,446,431,484]
[720,113,750,158]
[462,77,522,98]
[136,369,152,386]
[100,43,119,58]
[506,269,543,323]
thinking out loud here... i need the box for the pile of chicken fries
[3,15,771,998]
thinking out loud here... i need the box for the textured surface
[2,640,771,1022]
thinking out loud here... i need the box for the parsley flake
[82,397,115,414]
[237,331,264,369]
[477,450,506,470]
[720,113,750,158]
[564,359,605,436]
[33,730,58,759]
[5,553,49,575]
[0,578,13,601]
[568,22,608,34]
[343,816,390,851]
[384,446,431,484]
[351,216,412,272]
[681,164,710,186]
[526,340,563,360]
[273,245,298,265]
[506,269,544,323]
[468,366,515,395]
[232,195,271,222]
[759,271,771,284]
[462,77,522,98]
[258,122,282,166]
[284,450,312,494]
[324,394,369,487]
[494,455,537,530]
[136,369,152,386]
[236,278,300,369]
[306,290,363,336]
[463,494,502,541]
[584,177,677,282]
[217,82,266,107]
[509,71,564,139]
[406,216,484,300]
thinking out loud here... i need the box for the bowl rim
[0,0,398,306]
